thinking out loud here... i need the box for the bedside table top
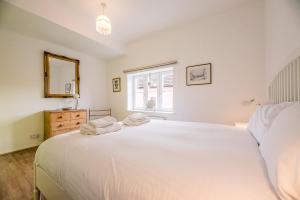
[44,109,87,113]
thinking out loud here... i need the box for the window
[127,67,174,113]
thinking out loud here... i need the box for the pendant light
[96,2,112,35]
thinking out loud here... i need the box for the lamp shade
[96,15,112,35]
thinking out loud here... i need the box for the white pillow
[260,103,300,200]
[247,102,292,143]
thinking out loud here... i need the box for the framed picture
[65,83,72,94]
[112,77,121,92]
[186,63,212,86]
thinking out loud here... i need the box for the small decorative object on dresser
[73,93,80,110]
[44,109,87,139]
[186,63,212,86]
[112,77,121,92]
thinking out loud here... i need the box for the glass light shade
[96,15,112,35]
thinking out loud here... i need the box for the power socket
[30,134,40,139]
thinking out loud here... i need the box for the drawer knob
[58,116,63,119]
[58,124,63,128]
[76,114,80,117]
[76,122,81,125]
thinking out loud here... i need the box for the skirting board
[0,145,39,156]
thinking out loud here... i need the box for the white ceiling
[2,0,252,58]
[0,1,124,59]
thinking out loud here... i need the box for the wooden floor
[0,147,37,200]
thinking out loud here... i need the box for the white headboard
[269,56,300,103]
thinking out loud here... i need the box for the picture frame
[186,63,212,86]
[112,77,121,92]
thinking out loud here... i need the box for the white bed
[34,55,300,200]
[34,120,278,200]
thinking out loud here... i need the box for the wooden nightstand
[44,109,87,139]
[234,122,248,129]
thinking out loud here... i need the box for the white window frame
[127,67,174,113]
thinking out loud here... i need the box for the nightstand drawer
[70,119,86,129]
[52,121,71,131]
[52,129,70,136]
[71,111,86,120]
[51,112,71,122]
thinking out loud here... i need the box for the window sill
[128,109,175,114]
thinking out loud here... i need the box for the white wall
[265,0,300,85]
[107,1,265,125]
[0,29,108,154]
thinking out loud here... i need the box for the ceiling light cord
[101,2,106,15]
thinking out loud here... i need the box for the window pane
[128,67,174,112]
[134,76,145,109]
[146,73,159,110]
[162,71,173,110]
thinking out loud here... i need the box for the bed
[34,55,300,200]
[34,120,278,200]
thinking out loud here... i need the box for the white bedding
[35,120,278,200]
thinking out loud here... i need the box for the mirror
[44,51,80,98]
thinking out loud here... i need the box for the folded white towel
[128,113,147,122]
[123,116,150,126]
[88,116,117,128]
[80,122,121,135]
[80,124,97,135]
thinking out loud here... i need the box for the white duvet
[35,120,278,200]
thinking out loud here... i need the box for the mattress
[35,120,278,200]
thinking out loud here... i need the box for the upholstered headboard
[269,56,300,103]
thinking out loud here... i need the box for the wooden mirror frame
[44,51,80,98]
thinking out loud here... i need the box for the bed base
[34,163,72,200]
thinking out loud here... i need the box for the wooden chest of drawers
[44,109,87,139]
